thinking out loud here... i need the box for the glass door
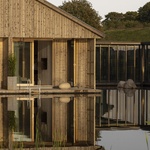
[14,41,34,85]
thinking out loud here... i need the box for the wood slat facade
[0,0,104,89]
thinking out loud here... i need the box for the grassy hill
[102,27,150,42]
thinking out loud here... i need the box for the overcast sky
[47,0,150,20]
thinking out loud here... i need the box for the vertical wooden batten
[0,0,104,88]
[0,39,3,88]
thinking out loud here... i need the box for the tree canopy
[59,0,102,30]
[59,1,150,31]
[138,2,150,22]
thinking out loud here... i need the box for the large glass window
[127,46,134,79]
[144,45,150,82]
[118,46,126,81]
[101,47,108,82]
[110,46,117,82]
[135,46,141,82]
[14,42,31,84]
[96,47,100,82]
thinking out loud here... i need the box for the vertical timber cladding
[0,98,3,141]
[75,97,88,142]
[0,39,3,88]
[8,0,35,37]
[87,39,95,89]
[74,39,88,87]
[52,39,68,86]
[52,98,67,142]
[75,96,95,144]
[87,97,95,145]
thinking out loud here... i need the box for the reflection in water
[96,88,150,150]
[0,88,150,149]
[97,129,150,150]
[118,88,136,97]
[96,89,150,127]
[0,94,100,149]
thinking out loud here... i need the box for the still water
[1,88,150,149]
[96,88,150,150]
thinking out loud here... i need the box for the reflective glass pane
[14,42,31,84]
[118,46,126,81]
[135,46,141,82]
[96,47,100,82]
[144,45,150,82]
[101,47,108,82]
[127,46,134,79]
[110,46,117,82]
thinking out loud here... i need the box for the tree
[123,11,138,21]
[138,2,150,22]
[102,12,124,29]
[104,12,124,22]
[59,0,102,30]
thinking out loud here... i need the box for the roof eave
[37,0,104,38]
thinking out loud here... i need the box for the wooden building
[0,0,104,89]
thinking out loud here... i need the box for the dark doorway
[67,40,74,86]
[34,41,38,85]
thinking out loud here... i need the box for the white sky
[47,0,150,20]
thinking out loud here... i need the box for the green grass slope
[102,27,150,42]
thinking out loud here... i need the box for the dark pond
[1,88,150,149]
[96,88,150,150]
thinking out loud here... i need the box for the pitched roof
[38,0,104,38]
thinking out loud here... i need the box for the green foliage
[102,2,150,30]
[102,11,144,30]
[102,27,150,42]
[8,111,16,131]
[123,11,138,21]
[104,12,124,22]
[59,0,102,30]
[8,53,16,76]
[138,2,150,23]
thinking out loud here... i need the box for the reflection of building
[0,0,104,90]
[38,96,96,146]
[96,89,150,127]
[96,41,150,86]
[2,95,96,147]
[7,97,34,141]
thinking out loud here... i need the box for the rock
[124,79,136,89]
[59,97,70,103]
[124,88,136,97]
[117,81,125,88]
[59,82,71,89]
[117,79,136,89]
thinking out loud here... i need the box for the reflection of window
[41,111,47,123]
[110,47,117,81]
[41,58,47,70]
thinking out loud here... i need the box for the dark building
[96,41,150,87]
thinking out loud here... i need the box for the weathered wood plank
[0,0,102,38]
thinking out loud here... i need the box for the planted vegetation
[102,27,150,42]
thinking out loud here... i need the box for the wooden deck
[0,86,101,95]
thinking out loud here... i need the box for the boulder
[124,79,136,89]
[59,97,70,103]
[59,82,71,89]
[124,88,136,97]
[117,81,125,88]
[117,79,136,89]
